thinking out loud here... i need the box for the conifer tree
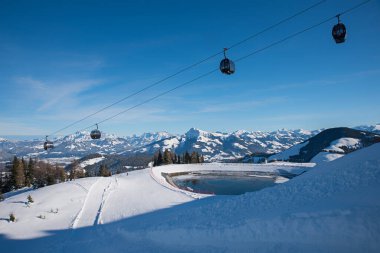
[27,194,34,204]
[191,152,198,163]
[99,164,111,177]
[163,149,173,165]
[0,190,4,202]
[153,152,158,167]
[9,213,15,222]
[11,157,25,189]
[157,150,163,166]
[25,157,35,187]
[185,151,191,164]
[69,168,76,181]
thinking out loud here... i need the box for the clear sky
[0,0,379,137]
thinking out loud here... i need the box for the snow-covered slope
[269,127,380,163]
[1,143,379,252]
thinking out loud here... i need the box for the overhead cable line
[70,0,371,136]
[48,0,326,137]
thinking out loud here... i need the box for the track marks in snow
[96,177,118,225]
[71,177,118,228]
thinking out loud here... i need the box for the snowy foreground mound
[1,144,380,252]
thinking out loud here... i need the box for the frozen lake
[171,173,278,195]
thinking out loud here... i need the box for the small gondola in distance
[90,124,101,140]
[43,136,54,150]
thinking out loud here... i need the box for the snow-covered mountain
[0,124,378,163]
[268,127,380,163]
[136,127,321,161]
[0,131,175,162]
[354,123,380,134]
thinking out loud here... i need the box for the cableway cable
[47,0,327,137]
[71,0,372,135]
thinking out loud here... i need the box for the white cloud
[14,77,104,111]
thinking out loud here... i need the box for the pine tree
[69,168,76,181]
[9,213,15,222]
[98,164,111,177]
[163,149,173,165]
[0,190,4,201]
[153,152,158,167]
[11,157,25,189]
[191,152,198,163]
[185,151,191,164]
[27,194,34,204]
[22,157,29,186]
[157,150,163,166]
[25,157,35,187]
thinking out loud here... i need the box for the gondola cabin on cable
[43,136,54,150]
[90,124,101,139]
[220,48,235,75]
[332,15,346,44]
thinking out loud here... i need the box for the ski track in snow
[71,176,119,228]
[96,176,118,225]
[70,178,104,229]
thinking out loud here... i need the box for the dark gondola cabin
[43,136,54,150]
[220,48,235,75]
[90,124,101,139]
[332,15,346,44]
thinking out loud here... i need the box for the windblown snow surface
[1,144,380,252]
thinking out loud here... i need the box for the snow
[269,141,309,161]
[324,137,361,153]
[1,144,380,252]
[79,157,105,168]
[310,151,344,163]
[233,142,247,149]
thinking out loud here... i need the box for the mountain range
[0,124,378,163]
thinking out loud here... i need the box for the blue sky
[0,0,379,137]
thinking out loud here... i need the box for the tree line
[0,156,66,194]
[0,156,113,198]
[152,149,204,167]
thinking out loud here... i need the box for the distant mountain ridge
[0,124,379,163]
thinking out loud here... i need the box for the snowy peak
[185,128,211,139]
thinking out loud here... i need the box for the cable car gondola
[43,135,54,150]
[90,124,101,139]
[220,48,235,75]
[332,15,346,44]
